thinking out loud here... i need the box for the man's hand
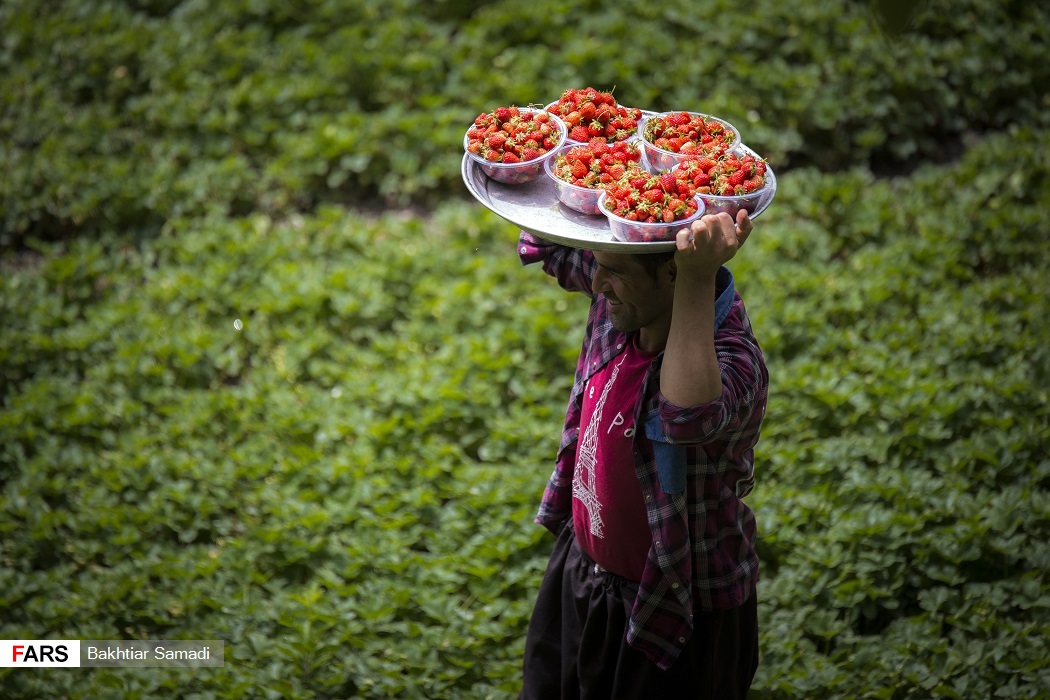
[673,209,753,279]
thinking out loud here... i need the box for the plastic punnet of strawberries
[547,138,646,215]
[465,106,562,165]
[671,152,769,197]
[602,171,701,224]
[550,139,644,189]
[546,87,643,144]
[669,151,770,218]
[643,111,737,158]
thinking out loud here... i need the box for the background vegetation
[2,0,1048,697]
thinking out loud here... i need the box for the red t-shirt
[572,335,657,581]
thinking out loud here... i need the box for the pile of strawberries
[546,87,642,144]
[601,170,701,224]
[465,106,562,164]
[671,152,769,197]
[549,138,644,189]
[643,111,737,158]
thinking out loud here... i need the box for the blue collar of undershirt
[713,266,735,332]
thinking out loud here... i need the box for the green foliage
[2,0,1049,246]
[736,127,1050,699]
[2,1,1049,697]
[3,128,1049,697]
[1,203,582,698]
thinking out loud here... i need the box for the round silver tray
[461,141,776,252]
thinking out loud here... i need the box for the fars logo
[1,640,81,667]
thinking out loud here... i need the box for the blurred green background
[2,0,1048,698]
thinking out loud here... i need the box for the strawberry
[669,111,691,127]
[588,138,610,156]
[643,188,665,204]
[697,157,718,171]
[486,133,507,151]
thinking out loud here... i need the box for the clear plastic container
[640,111,741,173]
[697,182,774,219]
[463,108,567,185]
[543,145,606,215]
[598,191,706,243]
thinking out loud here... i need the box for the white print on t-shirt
[573,353,630,539]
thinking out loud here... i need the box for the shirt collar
[714,266,735,332]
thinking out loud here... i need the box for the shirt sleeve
[654,300,768,446]
[517,230,596,295]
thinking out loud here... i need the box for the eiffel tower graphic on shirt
[573,353,629,539]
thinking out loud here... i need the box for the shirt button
[645,495,652,502]
[679,637,686,644]
[655,541,661,549]
[616,343,623,350]
[520,246,528,254]
[672,582,679,589]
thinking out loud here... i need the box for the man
[518,211,768,699]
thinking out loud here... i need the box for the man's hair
[635,251,675,281]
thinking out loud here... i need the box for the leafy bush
[3,127,1049,697]
[2,0,1049,246]
[1,204,584,698]
[737,126,1050,699]
[2,0,1049,697]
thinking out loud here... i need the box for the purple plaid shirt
[518,230,768,671]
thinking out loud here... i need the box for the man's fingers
[736,209,753,239]
[675,226,693,251]
[710,213,735,247]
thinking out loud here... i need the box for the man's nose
[592,267,609,293]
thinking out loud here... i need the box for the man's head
[591,250,677,351]
[635,251,676,282]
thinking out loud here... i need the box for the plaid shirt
[518,231,768,671]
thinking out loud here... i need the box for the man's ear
[665,258,678,286]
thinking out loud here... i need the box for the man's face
[591,251,676,341]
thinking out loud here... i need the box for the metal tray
[461,143,776,252]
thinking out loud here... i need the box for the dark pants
[520,521,759,700]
